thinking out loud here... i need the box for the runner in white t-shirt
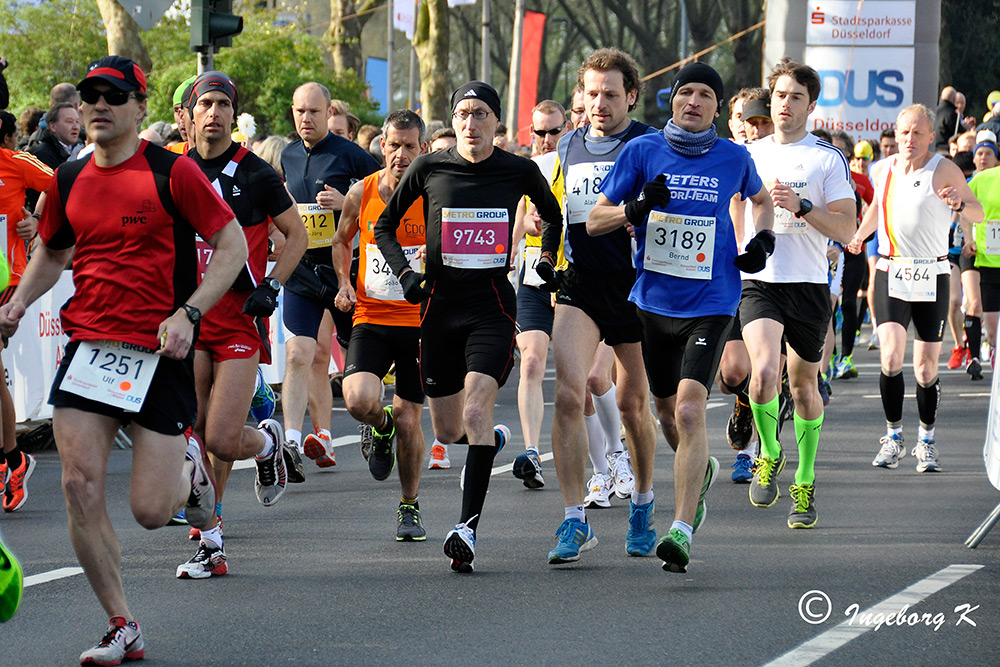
[739,58,856,529]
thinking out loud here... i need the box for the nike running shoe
[283,441,305,484]
[0,534,23,622]
[834,354,858,379]
[254,419,287,507]
[872,433,906,469]
[947,345,968,370]
[184,434,217,529]
[731,453,754,483]
[512,449,545,489]
[656,528,691,573]
[79,617,145,665]
[749,449,786,508]
[625,500,656,556]
[368,406,396,481]
[444,518,477,573]
[787,483,818,529]
[584,472,614,509]
[2,453,35,513]
[968,358,984,381]
[303,430,336,468]
[693,456,719,533]
[912,438,942,472]
[176,537,228,579]
[548,518,597,564]
[427,443,450,469]
[727,397,754,450]
[609,450,635,499]
[396,503,427,542]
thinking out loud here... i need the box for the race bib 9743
[441,208,508,269]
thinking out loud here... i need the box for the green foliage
[0,0,382,136]
[146,6,381,136]
[0,0,107,110]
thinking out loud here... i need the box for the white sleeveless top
[873,153,951,274]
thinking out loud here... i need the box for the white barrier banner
[985,318,1000,490]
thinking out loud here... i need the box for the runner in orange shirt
[0,110,53,512]
[331,109,429,541]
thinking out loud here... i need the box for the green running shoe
[749,449,785,508]
[0,535,23,622]
[655,528,691,573]
[787,483,817,529]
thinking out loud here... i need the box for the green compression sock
[750,395,781,460]
[793,412,824,486]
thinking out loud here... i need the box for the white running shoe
[176,536,228,579]
[912,438,941,472]
[584,472,614,509]
[79,617,144,665]
[872,434,905,469]
[184,433,217,529]
[609,450,635,499]
[428,443,451,469]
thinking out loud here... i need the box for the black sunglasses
[80,87,134,106]
[531,126,563,137]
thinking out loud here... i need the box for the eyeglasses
[452,109,491,122]
[80,88,135,106]
[531,126,563,137]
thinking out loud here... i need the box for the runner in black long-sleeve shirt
[374,81,561,573]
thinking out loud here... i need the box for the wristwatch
[795,198,813,218]
[181,304,201,324]
[263,277,281,292]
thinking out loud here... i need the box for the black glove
[624,174,670,226]
[534,251,560,292]
[242,282,279,317]
[399,270,431,304]
[734,229,776,273]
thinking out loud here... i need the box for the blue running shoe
[626,500,656,556]
[512,449,545,489]
[249,367,275,423]
[731,453,754,483]
[547,518,597,564]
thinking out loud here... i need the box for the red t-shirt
[38,141,234,348]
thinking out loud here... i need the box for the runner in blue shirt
[591,62,775,573]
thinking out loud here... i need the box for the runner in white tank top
[848,104,982,473]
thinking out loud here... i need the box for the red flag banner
[516,11,547,148]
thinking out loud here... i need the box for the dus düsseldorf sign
[764,0,938,139]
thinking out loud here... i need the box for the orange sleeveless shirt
[355,171,425,327]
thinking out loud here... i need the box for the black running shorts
[739,280,831,363]
[637,311,733,398]
[344,323,423,404]
[50,340,197,436]
[873,269,949,342]
[555,264,641,346]
[419,277,517,398]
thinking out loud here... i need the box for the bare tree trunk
[325,0,384,75]
[96,0,151,73]
[412,0,450,124]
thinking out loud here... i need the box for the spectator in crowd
[16,108,43,150]
[493,122,509,151]
[429,127,456,152]
[935,86,959,154]
[28,104,80,169]
[256,135,291,178]
[356,124,380,151]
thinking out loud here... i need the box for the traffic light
[190,0,244,53]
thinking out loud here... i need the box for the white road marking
[492,451,553,476]
[763,563,984,666]
[24,567,84,588]
[233,435,359,470]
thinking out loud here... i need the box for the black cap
[187,71,238,115]
[669,62,724,110]
[451,81,502,120]
[741,98,771,121]
[78,56,147,94]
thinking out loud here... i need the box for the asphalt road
[4,341,1000,665]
